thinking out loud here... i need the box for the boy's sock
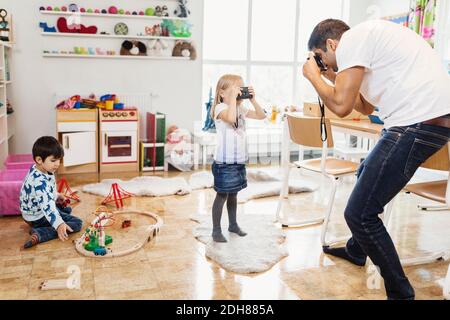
[227,193,247,237]
[23,233,39,249]
[322,246,366,266]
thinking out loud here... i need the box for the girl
[211,74,266,242]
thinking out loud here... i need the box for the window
[202,0,348,123]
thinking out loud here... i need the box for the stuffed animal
[148,39,169,56]
[120,40,147,56]
[154,6,162,17]
[161,5,169,17]
[172,41,196,60]
[174,0,190,18]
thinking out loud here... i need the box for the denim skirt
[212,161,247,193]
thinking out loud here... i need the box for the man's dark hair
[308,19,350,51]
[32,136,64,162]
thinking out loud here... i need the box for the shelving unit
[0,42,13,168]
[39,5,193,60]
[41,32,191,41]
[40,10,189,21]
[141,112,167,172]
[42,53,190,60]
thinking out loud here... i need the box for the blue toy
[202,87,216,132]
[39,22,57,32]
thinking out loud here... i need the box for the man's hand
[302,52,322,82]
[57,223,73,241]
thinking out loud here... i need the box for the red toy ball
[80,8,86,13]
[125,11,131,15]
[139,11,145,15]
[94,9,100,14]
[108,6,118,14]
[61,6,67,12]
[46,6,52,11]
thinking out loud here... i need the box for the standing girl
[211,74,266,242]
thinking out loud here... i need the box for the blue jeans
[25,207,83,243]
[343,122,450,300]
[212,161,247,193]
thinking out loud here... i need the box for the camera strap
[318,97,327,142]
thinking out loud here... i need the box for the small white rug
[82,169,317,202]
[191,214,288,274]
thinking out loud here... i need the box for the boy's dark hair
[32,136,64,162]
[308,19,350,51]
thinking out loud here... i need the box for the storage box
[0,169,28,216]
[303,102,369,120]
[4,154,34,170]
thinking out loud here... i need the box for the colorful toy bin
[0,169,29,216]
[5,154,34,170]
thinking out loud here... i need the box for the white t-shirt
[336,20,450,128]
[213,103,249,164]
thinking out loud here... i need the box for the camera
[313,55,327,72]
[237,87,253,100]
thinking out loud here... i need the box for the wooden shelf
[41,32,191,41]
[40,10,189,21]
[42,53,190,60]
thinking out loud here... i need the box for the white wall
[1,0,203,153]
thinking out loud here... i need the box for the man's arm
[354,94,375,116]
[303,53,369,118]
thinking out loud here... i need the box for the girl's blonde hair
[211,74,243,119]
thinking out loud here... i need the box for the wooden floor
[1,166,449,300]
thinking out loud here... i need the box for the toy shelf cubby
[0,41,13,169]
[141,112,167,172]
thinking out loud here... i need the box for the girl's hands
[248,86,256,102]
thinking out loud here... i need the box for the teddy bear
[120,40,147,56]
[172,41,196,60]
[148,39,169,56]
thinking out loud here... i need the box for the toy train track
[74,209,163,258]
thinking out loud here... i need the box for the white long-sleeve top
[20,165,64,230]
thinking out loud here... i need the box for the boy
[20,136,83,249]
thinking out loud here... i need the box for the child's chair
[383,142,450,266]
[276,114,360,247]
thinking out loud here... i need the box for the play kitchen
[55,94,139,174]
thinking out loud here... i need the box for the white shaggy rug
[82,169,317,203]
[191,214,288,274]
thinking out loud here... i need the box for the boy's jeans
[343,122,450,300]
[26,208,83,243]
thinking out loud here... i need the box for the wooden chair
[276,114,359,247]
[383,143,450,266]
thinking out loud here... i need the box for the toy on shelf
[101,183,134,209]
[57,177,81,203]
[39,22,56,32]
[145,24,169,37]
[161,19,192,38]
[172,41,196,60]
[6,99,14,115]
[0,9,11,41]
[148,39,169,57]
[120,40,147,56]
[145,8,155,16]
[108,6,118,14]
[96,48,106,55]
[68,3,78,12]
[57,17,98,34]
[114,22,128,35]
[74,208,163,258]
[174,0,191,18]
[55,95,81,109]
[95,94,121,109]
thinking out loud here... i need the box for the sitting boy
[20,136,83,249]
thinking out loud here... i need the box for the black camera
[313,55,327,72]
[237,87,253,100]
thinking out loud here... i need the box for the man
[302,18,450,300]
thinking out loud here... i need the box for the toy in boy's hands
[237,87,254,101]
